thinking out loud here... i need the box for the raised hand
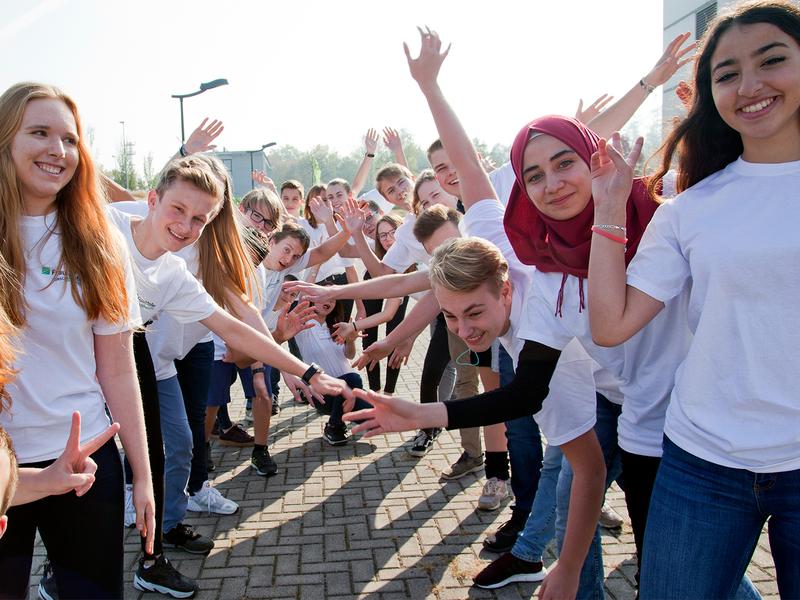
[252,170,277,194]
[343,390,427,437]
[387,337,414,369]
[643,32,696,88]
[575,93,614,124]
[364,128,379,155]
[403,26,451,90]
[382,127,402,153]
[184,118,224,154]
[308,195,334,225]
[675,80,693,110]
[282,280,340,303]
[332,321,362,344]
[590,132,643,215]
[274,300,316,340]
[339,197,365,235]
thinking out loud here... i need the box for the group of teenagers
[0,1,798,599]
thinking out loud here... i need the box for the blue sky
[2,0,664,172]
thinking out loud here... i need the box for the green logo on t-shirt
[41,266,51,275]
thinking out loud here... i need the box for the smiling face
[265,235,305,271]
[434,280,512,352]
[281,187,303,217]
[326,183,349,213]
[521,133,592,220]
[148,179,221,253]
[416,178,458,213]
[428,148,460,197]
[376,221,397,252]
[11,98,79,211]
[710,22,800,161]
[378,175,412,210]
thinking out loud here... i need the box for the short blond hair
[375,163,413,199]
[429,237,508,297]
[412,204,461,244]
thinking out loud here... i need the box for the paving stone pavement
[28,325,779,599]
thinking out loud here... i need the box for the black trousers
[0,439,124,599]
[419,314,451,404]
[124,331,165,557]
[362,294,409,394]
[620,448,661,577]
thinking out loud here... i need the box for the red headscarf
[503,115,658,279]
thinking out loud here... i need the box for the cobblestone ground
[30,327,778,599]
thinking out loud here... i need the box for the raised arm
[307,199,359,268]
[382,127,408,168]
[351,129,379,198]
[586,33,695,138]
[405,28,495,210]
[333,297,404,342]
[102,174,135,202]
[588,134,664,346]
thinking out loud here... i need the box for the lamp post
[248,142,277,190]
[119,121,129,189]
[171,78,229,143]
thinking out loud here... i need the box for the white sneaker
[124,484,136,527]
[599,502,624,529]
[478,477,511,511]
[243,408,253,424]
[186,480,239,515]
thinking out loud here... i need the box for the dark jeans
[174,340,214,495]
[311,372,369,425]
[0,439,124,599]
[498,343,544,518]
[420,314,451,404]
[124,331,165,557]
[362,293,409,393]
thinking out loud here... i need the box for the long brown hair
[0,82,128,327]
[0,258,18,414]
[648,0,800,197]
[157,155,258,315]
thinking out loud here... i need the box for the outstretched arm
[351,129,379,198]
[405,27,495,211]
[382,127,408,167]
[587,33,695,138]
[284,269,430,302]
[588,133,664,346]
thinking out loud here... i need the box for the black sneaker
[323,423,348,446]
[205,442,215,473]
[37,559,57,600]
[473,552,547,589]
[408,428,440,457]
[250,446,278,476]
[271,393,281,416]
[483,516,526,553]
[133,555,198,598]
[163,523,214,555]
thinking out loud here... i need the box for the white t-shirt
[106,206,217,326]
[489,162,515,206]
[293,319,355,378]
[382,213,431,273]
[299,220,349,282]
[462,199,598,446]
[627,157,800,472]
[113,201,215,380]
[359,188,395,214]
[1,213,141,462]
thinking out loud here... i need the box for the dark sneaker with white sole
[408,428,440,457]
[250,446,278,476]
[473,552,547,589]
[483,515,526,553]
[323,423,348,446]
[163,523,214,554]
[37,559,57,600]
[134,555,198,598]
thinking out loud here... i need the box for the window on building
[696,1,717,40]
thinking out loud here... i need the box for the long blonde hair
[156,155,256,314]
[0,258,18,414]
[0,82,128,327]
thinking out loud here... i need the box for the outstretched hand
[275,300,316,340]
[404,26,450,90]
[644,32,696,88]
[343,389,431,437]
[308,195,334,225]
[252,170,278,194]
[382,127,402,153]
[282,279,340,303]
[339,197,365,235]
[590,132,643,214]
[364,128,379,155]
[575,93,614,124]
[184,118,224,154]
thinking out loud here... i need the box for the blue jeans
[158,375,193,533]
[555,393,622,600]
[512,443,563,562]
[499,344,543,518]
[640,437,796,599]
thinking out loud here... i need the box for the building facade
[211,150,271,199]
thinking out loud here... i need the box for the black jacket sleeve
[444,340,561,429]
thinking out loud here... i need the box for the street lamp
[119,121,129,189]
[248,142,277,190]
[171,78,229,143]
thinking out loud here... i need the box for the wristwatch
[252,367,266,375]
[301,362,323,385]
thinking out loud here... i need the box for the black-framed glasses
[378,230,396,242]
[246,208,277,232]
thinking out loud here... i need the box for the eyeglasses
[378,230,396,242]
[246,208,277,232]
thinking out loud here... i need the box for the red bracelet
[591,226,628,245]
